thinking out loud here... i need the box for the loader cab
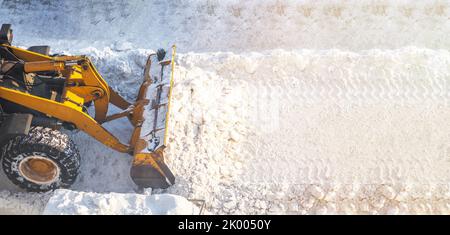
[0,24,57,126]
[1,24,50,57]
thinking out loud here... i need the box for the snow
[1,0,450,214]
[0,191,51,215]
[43,189,200,215]
[165,49,450,214]
[2,0,449,52]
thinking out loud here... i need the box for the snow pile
[43,189,200,215]
[161,48,450,214]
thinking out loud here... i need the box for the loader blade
[130,46,176,189]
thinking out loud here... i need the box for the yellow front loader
[0,24,175,191]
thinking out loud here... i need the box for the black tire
[1,126,80,192]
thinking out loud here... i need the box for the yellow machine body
[0,43,176,189]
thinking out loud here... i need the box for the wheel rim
[18,155,60,185]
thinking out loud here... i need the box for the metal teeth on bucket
[140,72,171,152]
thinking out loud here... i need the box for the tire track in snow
[166,49,450,214]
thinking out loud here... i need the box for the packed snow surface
[0,0,450,214]
[2,0,449,52]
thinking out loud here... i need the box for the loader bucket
[129,46,176,189]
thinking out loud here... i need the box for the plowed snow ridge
[0,0,449,214]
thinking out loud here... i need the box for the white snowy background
[0,0,450,214]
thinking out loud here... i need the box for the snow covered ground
[0,0,450,214]
[43,189,200,215]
